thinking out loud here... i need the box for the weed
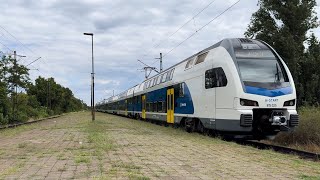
[112,162,141,170]
[299,174,320,180]
[17,143,27,148]
[75,155,91,164]
[273,107,320,152]
[58,167,67,172]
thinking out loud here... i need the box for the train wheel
[197,120,204,133]
[185,118,195,133]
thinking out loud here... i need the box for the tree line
[245,0,320,106]
[0,55,87,124]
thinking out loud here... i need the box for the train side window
[205,67,227,89]
[162,101,167,113]
[205,69,216,89]
[153,102,157,112]
[166,71,172,81]
[169,68,175,80]
[146,102,150,112]
[195,52,208,65]
[179,83,185,97]
[157,76,161,84]
[150,102,154,112]
[157,101,162,112]
[161,73,167,83]
[185,58,194,69]
[153,77,158,86]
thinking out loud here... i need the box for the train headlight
[283,99,295,106]
[240,99,259,106]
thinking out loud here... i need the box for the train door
[167,88,174,124]
[142,95,146,119]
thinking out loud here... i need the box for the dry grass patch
[273,107,320,153]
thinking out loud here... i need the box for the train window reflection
[237,59,287,83]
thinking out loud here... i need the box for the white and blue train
[96,38,299,139]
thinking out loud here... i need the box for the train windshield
[237,59,287,83]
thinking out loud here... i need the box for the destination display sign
[235,49,275,59]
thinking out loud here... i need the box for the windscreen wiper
[274,63,281,83]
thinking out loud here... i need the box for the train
[96,38,299,140]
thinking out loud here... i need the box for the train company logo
[180,103,187,107]
[265,98,278,103]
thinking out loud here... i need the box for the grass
[74,156,91,164]
[17,143,27,149]
[0,124,37,137]
[81,117,116,175]
[299,174,320,180]
[0,162,25,178]
[273,107,320,153]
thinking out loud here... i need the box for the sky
[0,0,319,105]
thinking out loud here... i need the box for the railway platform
[0,112,319,179]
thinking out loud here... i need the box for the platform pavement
[0,111,319,179]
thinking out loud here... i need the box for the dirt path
[0,112,318,179]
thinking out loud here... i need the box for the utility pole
[11,51,26,121]
[83,32,95,121]
[155,53,163,73]
[13,51,17,121]
[47,79,51,110]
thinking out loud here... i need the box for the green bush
[0,113,8,125]
[274,107,320,146]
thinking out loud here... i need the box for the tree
[245,0,319,105]
[28,76,86,115]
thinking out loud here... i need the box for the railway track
[236,140,319,161]
[0,115,61,130]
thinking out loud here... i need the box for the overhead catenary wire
[0,40,13,52]
[152,0,218,49]
[163,0,241,58]
[143,0,219,65]
[0,25,36,55]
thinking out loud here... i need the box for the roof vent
[239,38,253,43]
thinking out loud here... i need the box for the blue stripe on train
[245,86,293,97]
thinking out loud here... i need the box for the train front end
[233,39,299,139]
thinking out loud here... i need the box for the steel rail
[0,115,61,130]
[236,140,319,161]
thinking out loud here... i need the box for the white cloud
[0,0,319,104]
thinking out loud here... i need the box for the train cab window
[205,67,227,89]
[195,52,208,65]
